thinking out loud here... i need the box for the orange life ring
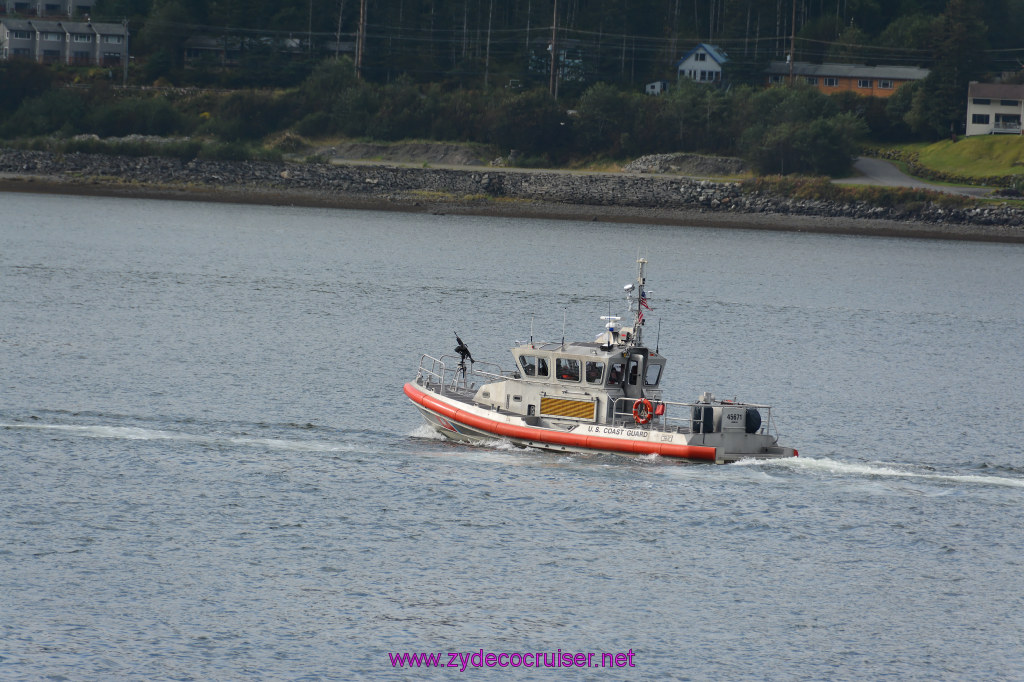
[633,398,653,425]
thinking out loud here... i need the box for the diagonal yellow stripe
[540,397,596,420]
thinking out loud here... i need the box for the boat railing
[610,396,777,438]
[415,354,514,396]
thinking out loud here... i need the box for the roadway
[834,156,991,197]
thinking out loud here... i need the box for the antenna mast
[633,256,647,346]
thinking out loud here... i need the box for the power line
[143,17,1024,77]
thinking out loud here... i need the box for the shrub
[86,97,192,137]
[742,175,975,211]
[59,137,202,160]
[0,61,56,114]
[200,91,294,141]
[743,112,867,176]
[0,88,89,137]
[197,142,282,162]
[293,111,335,137]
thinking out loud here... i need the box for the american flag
[639,288,650,309]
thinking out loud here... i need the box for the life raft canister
[633,398,654,424]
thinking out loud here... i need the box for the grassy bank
[883,136,1024,186]
[743,175,975,210]
[4,135,285,163]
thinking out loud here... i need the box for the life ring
[633,398,654,425]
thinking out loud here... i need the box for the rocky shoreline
[3,148,1024,243]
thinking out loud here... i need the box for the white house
[675,43,727,83]
[645,80,668,95]
[965,82,1024,136]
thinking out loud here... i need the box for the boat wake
[1,418,358,454]
[739,456,1024,489]
[407,425,547,456]
[407,424,448,441]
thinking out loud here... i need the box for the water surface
[2,193,1023,679]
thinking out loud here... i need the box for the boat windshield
[519,354,549,377]
[645,363,663,386]
[585,360,604,384]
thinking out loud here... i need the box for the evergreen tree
[905,0,987,138]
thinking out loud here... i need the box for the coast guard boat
[404,258,797,464]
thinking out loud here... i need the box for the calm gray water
[2,192,1023,680]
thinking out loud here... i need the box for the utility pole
[788,0,796,83]
[122,17,128,87]
[355,0,366,78]
[548,0,558,97]
[670,0,680,61]
[484,0,493,88]
[335,0,345,59]
[525,0,531,51]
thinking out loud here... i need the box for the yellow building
[766,62,929,98]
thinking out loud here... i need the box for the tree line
[86,0,1019,89]
[65,0,1002,140]
[1,57,887,175]
[0,0,1009,175]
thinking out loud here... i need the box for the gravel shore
[3,149,1024,244]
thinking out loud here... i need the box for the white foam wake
[1,422,355,453]
[407,424,447,441]
[405,424,548,461]
[742,456,1024,489]
[2,423,187,441]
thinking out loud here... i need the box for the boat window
[556,358,581,382]
[607,362,624,386]
[519,355,549,377]
[518,355,536,376]
[645,363,663,386]
[628,360,640,386]
[585,360,604,384]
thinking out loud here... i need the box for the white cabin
[675,43,727,83]
[966,82,1024,136]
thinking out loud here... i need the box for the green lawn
[902,136,1024,179]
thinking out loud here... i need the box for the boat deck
[415,376,696,435]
